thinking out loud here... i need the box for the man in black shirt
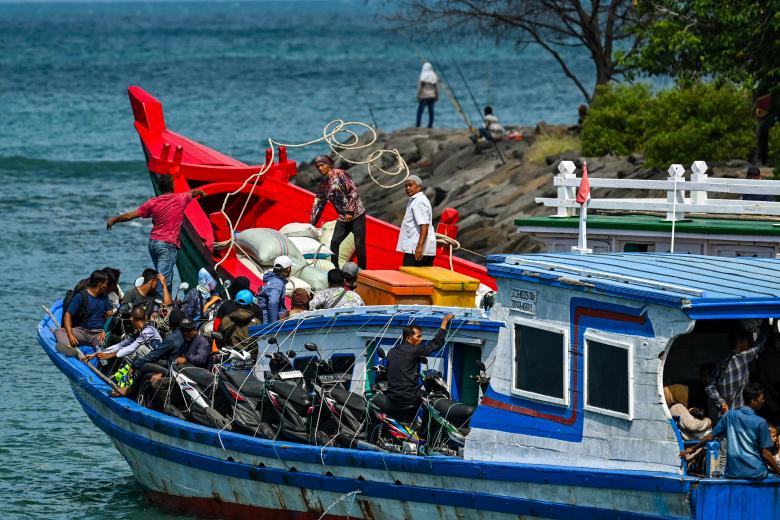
[386,313,454,422]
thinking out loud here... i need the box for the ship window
[585,334,632,419]
[512,319,568,405]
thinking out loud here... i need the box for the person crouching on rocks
[309,155,367,269]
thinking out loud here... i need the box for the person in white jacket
[665,384,712,440]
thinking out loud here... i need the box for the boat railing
[536,160,780,222]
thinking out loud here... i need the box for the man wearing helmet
[257,256,292,323]
[218,288,262,350]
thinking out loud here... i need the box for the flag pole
[572,160,592,254]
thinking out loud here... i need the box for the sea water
[0,1,595,518]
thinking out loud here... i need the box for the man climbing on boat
[706,321,772,417]
[105,173,206,295]
[122,268,171,307]
[386,313,454,423]
[309,155,367,269]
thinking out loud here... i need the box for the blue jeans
[416,99,435,128]
[148,239,177,296]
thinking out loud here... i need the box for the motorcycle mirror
[223,279,232,289]
[475,360,486,371]
[420,357,428,365]
[268,337,278,345]
[304,342,318,352]
[179,282,189,292]
[376,347,386,359]
[287,350,297,359]
[264,353,273,359]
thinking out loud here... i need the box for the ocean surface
[0,1,595,518]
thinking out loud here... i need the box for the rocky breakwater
[294,126,760,262]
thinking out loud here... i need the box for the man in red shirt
[106,173,205,294]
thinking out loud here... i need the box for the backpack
[219,307,260,350]
[62,278,90,327]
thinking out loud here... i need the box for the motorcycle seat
[367,392,391,413]
[223,369,264,398]
[431,398,475,428]
[329,386,367,416]
[177,366,218,390]
[270,381,312,409]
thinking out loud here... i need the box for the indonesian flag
[576,160,591,205]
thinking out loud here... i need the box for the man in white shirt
[396,175,437,267]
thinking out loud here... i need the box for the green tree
[630,1,780,163]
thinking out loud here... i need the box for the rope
[214,120,410,271]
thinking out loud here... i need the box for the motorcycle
[302,343,380,450]
[255,341,322,444]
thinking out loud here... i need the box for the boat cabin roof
[487,253,780,319]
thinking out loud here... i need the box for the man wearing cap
[309,155,367,269]
[257,256,292,323]
[743,166,775,202]
[341,261,360,291]
[397,175,437,267]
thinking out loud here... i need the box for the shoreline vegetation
[295,123,772,261]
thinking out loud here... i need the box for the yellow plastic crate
[399,266,480,308]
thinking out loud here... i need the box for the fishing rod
[449,57,506,165]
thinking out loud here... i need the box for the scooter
[256,342,320,444]
[417,359,475,457]
[364,347,424,455]
[303,343,380,450]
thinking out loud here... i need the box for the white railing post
[551,160,577,218]
[666,164,686,221]
[690,161,709,205]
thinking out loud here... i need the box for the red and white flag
[576,160,591,205]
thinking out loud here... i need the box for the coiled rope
[214,120,409,270]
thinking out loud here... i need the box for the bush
[581,83,653,157]
[581,82,755,168]
[770,125,780,177]
[527,133,581,165]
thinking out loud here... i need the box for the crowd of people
[672,320,780,480]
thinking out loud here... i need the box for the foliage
[581,82,755,167]
[384,0,641,103]
[629,1,780,93]
[527,133,581,165]
[581,84,653,157]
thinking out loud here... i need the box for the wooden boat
[39,252,780,519]
[127,86,495,291]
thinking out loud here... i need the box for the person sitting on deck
[122,268,171,308]
[664,384,711,440]
[215,276,260,330]
[743,166,775,202]
[309,269,365,310]
[257,256,292,323]
[341,262,360,291]
[102,267,123,307]
[386,313,454,423]
[55,270,113,356]
[83,305,162,363]
[706,322,770,418]
[288,288,311,318]
[218,289,262,350]
[181,267,220,320]
[682,383,780,480]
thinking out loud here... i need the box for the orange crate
[356,270,435,306]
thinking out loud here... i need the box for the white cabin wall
[469,281,694,474]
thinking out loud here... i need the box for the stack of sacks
[235,228,328,293]
[319,220,356,266]
[280,223,336,271]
